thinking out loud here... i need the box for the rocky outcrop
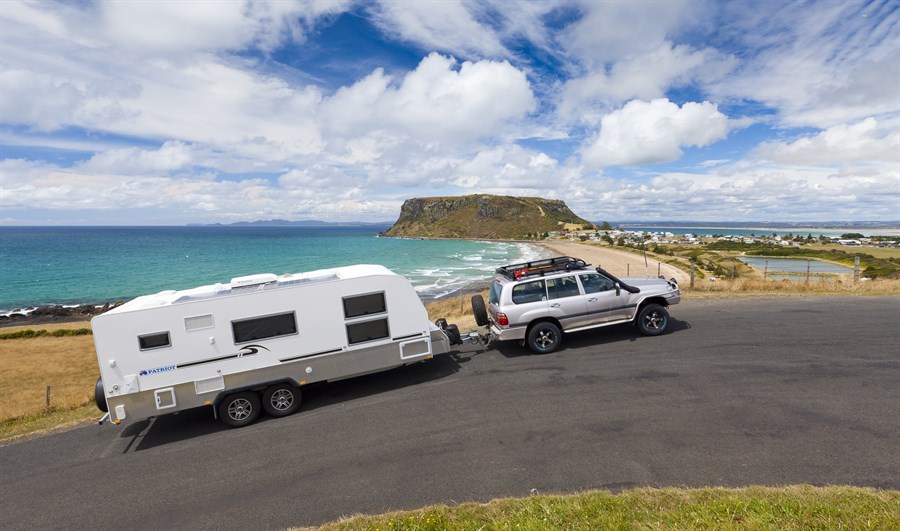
[385,194,594,239]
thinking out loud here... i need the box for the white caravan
[92,265,461,428]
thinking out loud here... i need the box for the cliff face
[384,194,594,239]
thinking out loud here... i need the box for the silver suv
[471,256,681,353]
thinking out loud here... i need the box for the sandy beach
[537,241,690,283]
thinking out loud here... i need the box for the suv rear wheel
[527,321,561,353]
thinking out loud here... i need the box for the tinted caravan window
[343,292,386,318]
[346,318,390,345]
[138,331,171,350]
[232,312,297,344]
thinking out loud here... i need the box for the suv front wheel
[527,321,561,353]
[636,303,669,336]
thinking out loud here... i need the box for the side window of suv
[511,280,546,304]
[547,276,581,299]
[580,273,615,294]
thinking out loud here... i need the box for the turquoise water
[737,256,853,282]
[0,226,548,312]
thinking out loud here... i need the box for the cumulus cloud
[321,53,536,144]
[580,99,731,168]
[756,118,900,165]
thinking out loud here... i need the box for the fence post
[45,385,51,409]
[764,260,768,279]
[732,263,736,280]
[806,259,811,285]
[627,263,630,276]
[690,260,695,288]
[854,256,860,282]
[657,262,661,276]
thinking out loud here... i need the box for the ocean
[0,226,549,313]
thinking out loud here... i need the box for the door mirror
[615,282,621,296]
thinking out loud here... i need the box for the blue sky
[1,0,898,225]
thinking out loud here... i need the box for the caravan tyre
[471,295,489,327]
[262,384,302,417]
[219,392,261,428]
[94,377,108,413]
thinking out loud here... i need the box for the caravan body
[92,264,452,427]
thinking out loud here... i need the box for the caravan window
[343,292,386,318]
[346,318,389,344]
[232,312,297,344]
[139,331,171,350]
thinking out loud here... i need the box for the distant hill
[189,220,391,227]
[385,195,595,239]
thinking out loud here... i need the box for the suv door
[578,272,619,325]
[545,275,587,330]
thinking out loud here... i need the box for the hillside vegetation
[385,194,594,239]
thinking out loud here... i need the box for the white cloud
[710,1,900,128]
[368,0,507,58]
[321,53,536,145]
[77,141,196,175]
[455,145,560,189]
[101,0,351,56]
[756,118,900,165]
[581,99,731,168]
[562,1,703,66]
[558,42,732,124]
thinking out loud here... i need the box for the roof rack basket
[496,256,590,280]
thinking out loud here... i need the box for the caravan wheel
[262,384,302,417]
[219,392,261,428]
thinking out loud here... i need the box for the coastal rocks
[0,302,123,326]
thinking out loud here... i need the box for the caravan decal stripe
[280,348,342,363]
[175,344,268,369]
[506,304,639,329]
[393,333,425,341]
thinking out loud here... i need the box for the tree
[599,221,613,231]
[841,233,864,239]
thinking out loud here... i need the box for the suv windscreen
[511,280,546,304]
[547,276,581,299]
[580,273,616,293]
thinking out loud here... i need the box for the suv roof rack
[496,256,590,280]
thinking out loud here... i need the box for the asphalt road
[2,296,898,530]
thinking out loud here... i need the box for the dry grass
[0,332,99,420]
[683,277,900,299]
[425,290,489,333]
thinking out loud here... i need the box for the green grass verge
[0,401,98,444]
[0,328,92,340]
[312,486,899,530]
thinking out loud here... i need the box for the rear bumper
[489,323,526,342]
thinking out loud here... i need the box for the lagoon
[737,256,853,281]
